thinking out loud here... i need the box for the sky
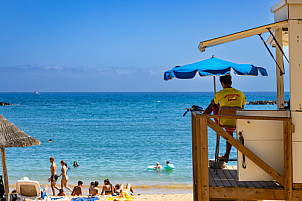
[0,0,289,92]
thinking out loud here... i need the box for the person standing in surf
[49,157,60,196]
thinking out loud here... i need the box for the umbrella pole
[213,76,217,94]
[1,148,9,201]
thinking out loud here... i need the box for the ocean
[0,92,289,190]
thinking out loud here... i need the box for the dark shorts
[51,174,58,182]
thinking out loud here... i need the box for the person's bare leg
[61,179,65,191]
[120,184,125,191]
[126,183,133,193]
[51,182,60,195]
[64,182,73,192]
[51,184,56,196]
[219,129,234,162]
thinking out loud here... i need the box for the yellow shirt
[214,88,246,126]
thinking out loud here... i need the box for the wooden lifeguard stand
[191,1,302,200]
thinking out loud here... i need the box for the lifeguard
[204,75,246,161]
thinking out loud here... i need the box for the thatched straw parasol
[0,114,40,201]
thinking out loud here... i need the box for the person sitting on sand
[57,189,66,196]
[71,181,83,196]
[89,182,95,195]
[101,179,113,195]
[89,181,99,196]
[114,183,134,195]
[154,162,162,169]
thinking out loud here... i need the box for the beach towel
[106,191,134,201]
[106,197,134,201]
[50,197,69,201]
[71,197,99,201]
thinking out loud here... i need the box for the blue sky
[0,0,288,92]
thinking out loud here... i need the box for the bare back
[50,162,57,176]
[101,185,112,195]
[72,186,82,196]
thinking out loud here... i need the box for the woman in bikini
[100,179,113,195]
[58,160,72,192]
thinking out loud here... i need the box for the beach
[106,194,193,201]
[0,92,284,198]
[11,184,193,200]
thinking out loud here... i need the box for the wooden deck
[191,112,294,200]
[209,166,282,189]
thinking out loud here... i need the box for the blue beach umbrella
[164,56,268,93]
[164,56,268,81]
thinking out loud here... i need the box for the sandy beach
[134,194,193,201]
[9,184,193,201]
[102,194,193,201]
[45,194,193,201]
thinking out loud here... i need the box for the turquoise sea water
[0,92,289,189]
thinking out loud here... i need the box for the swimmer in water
[73,161,79,167]
[154,162,162,169]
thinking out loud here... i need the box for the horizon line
[0,91,290,93]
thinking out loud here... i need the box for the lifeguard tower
[191,0,302,200]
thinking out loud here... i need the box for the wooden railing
[191,111,292,201]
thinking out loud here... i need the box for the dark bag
[0,176,4,198]
[183,105,204,116]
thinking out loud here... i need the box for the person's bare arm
[101,187,105,195]
[203,99,216,114]
[79,187,82,196]
[71,187,75,196]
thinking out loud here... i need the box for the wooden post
[196,116,202,201]
[191,112,198,201]
[213,76,217,94]
[1,148,9,201]
[283,120,293,200]
[198,117,209,200]
[276,28,285,109]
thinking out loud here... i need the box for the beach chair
[214,107,241,173]
[16,177,48,201]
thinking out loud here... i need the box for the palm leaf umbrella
[164,56,268,93]
[0,114,40,201]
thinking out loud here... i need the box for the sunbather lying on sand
[114,183,134,195]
